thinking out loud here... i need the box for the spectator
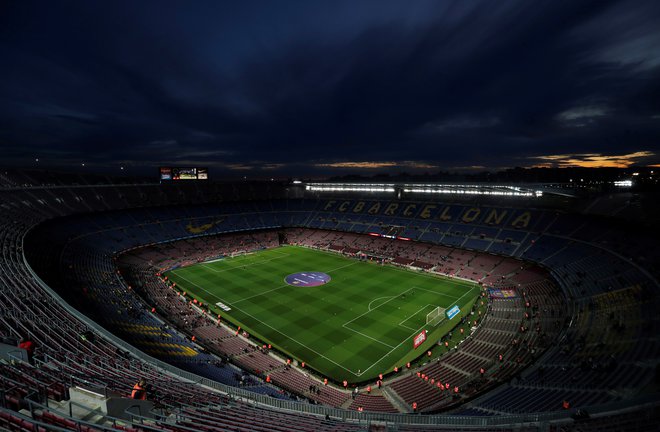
[131,378,148,400]
[18,337,35,362]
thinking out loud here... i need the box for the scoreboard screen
[160,167,208,181]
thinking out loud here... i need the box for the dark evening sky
[1,0,659,176]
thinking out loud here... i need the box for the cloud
[557,105,608,124]
[1,0,659,173]
[447,165,487,171]
[529,150,655,168]
[148,139,178,147]
[315,161,398,169]
[262,163,286,170]
[226,164,253,171]
[418,116,500,134]
[315,161,436,170]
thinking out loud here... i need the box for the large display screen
[160,167,208,181]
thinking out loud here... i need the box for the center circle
[285,272,331,287]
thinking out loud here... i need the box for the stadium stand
[0,173,657,430]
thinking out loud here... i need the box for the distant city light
[614,180,633,187]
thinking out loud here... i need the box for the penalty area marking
[354,285,481,377]
[355,321,428,377]
[343,287,415,327]
[398,303,436,330]
[368,296,394,311]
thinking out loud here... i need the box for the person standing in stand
[18,337,35,363]
[131,378,148,400]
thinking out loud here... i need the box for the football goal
[426,306,446,326]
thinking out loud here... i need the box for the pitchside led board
[159,167,208,181]
[413,329,427,349]
[446,305,460,320]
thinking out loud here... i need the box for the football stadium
[2,1,660,431]
[0,172,657,431]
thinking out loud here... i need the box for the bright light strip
[306,185,395,192]
[614,180,633,187]
[305,182,543,197]
[402,188,539,197]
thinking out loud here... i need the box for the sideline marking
[409,285,461,300]
[169,272,363,375]
[342,325,396,349]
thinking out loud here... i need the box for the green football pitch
[165,245,481,383]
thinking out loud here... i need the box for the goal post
[426,306,446,326]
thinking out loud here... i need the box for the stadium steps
[38,391,158,431]
[512,383,618,395]
[439,362,475,376]
[480,327,518,336]
[472,338,508,350]
[460,350,494,364]
[339,397,354,409]
[47,398,109,426]
[540,244,570,265]
[380,386,411,413]
[514,232,535,257]
[458,404,509,415]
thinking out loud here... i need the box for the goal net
[426,306,446,326]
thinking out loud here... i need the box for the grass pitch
[166,245,480,383]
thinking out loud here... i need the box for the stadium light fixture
[305,182,543,197]
[306,184,396,193]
